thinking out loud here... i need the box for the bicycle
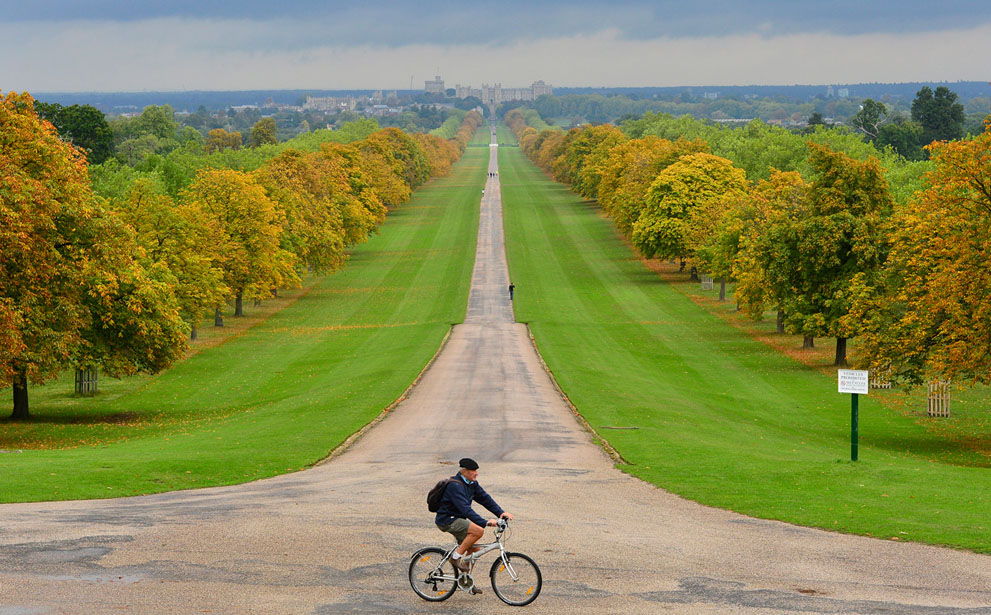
[408,519,542,606]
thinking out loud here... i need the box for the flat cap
[459,457,479,470]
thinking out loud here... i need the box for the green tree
[877,117,924,161]
[849,99,888,140]
[911,86,965,147]
[250,117,278,147]
[773,144,894,365]
[34,102,114,164]
[135,104,180,141]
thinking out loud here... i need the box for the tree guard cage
[74,368,98,396]
[700,275,713,291]
[927,380,951,417]
[869,365,892,389]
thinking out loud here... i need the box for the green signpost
[838,370,869,461]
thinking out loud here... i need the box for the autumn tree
[182,169,297,318]
[314,143,387,247]
[1,92,186,418]
[254,150,349,275]
[116,179,228,339]
[563,124,627,198]
[411,132,458,177]
[852,120,991,383]
[205,128,243,153]
[362,127,431,191]
[597,136,710,235]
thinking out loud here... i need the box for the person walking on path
[508,282,515,301]
[434,458,513,594]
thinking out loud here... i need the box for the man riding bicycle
[435,458,513,593]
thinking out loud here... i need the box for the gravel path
[1,129,989,614]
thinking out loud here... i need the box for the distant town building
[837,88,850,98]
[826,85,835,98]
[303,96,357,112]
[703,92,719,100]
[453,80,553,104]
[425,75,445,94]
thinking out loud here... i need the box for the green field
[498,143,991,553]
[469,123,492,146]
[0,145,488,503]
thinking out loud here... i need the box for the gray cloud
[4,19,991,93]
[6,1,991,45]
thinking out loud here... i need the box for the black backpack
[427,478,457,512]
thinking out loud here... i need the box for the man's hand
[500,512,514,521]
[486,518,499,527]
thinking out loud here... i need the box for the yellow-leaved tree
[853,119,991,383]
[631,153,749,265]
[183,168,297,319]
[254,149,349,275]
[116,178,228,339]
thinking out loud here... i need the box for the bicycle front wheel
[409,548,457,602]
[490,552,542,606]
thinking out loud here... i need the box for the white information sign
[838,369,869,395]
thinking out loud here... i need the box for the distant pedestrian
[508,282,515,301]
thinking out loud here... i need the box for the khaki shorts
[437,518,470,544]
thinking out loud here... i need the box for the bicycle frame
[431,529,520,586]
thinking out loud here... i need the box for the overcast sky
[4,1,991,92]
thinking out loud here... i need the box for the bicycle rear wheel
[490,552,542,606]
[409,548,457,602]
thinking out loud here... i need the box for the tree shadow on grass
[867,433,991,468]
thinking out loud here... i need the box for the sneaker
[452,557,470,573]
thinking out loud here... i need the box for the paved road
[1,128,990,614]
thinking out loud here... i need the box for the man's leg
[456,521,484,556]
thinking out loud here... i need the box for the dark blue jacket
[434,473,504,529]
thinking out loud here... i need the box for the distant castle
[424,76,553,104]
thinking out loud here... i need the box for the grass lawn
[498,143,991,554]
[0,144,488,503]
[469,124,492,146]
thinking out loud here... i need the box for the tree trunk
[11,368,29,420]
[834,337,848,367]
[802,336,815,349]
[718,279,726,302]
[214,307,224,327]
[678,258,686,272]
[776,310,785,334]
[689,265,699,282]
[190,324,198,341]
[235,290,244,317]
